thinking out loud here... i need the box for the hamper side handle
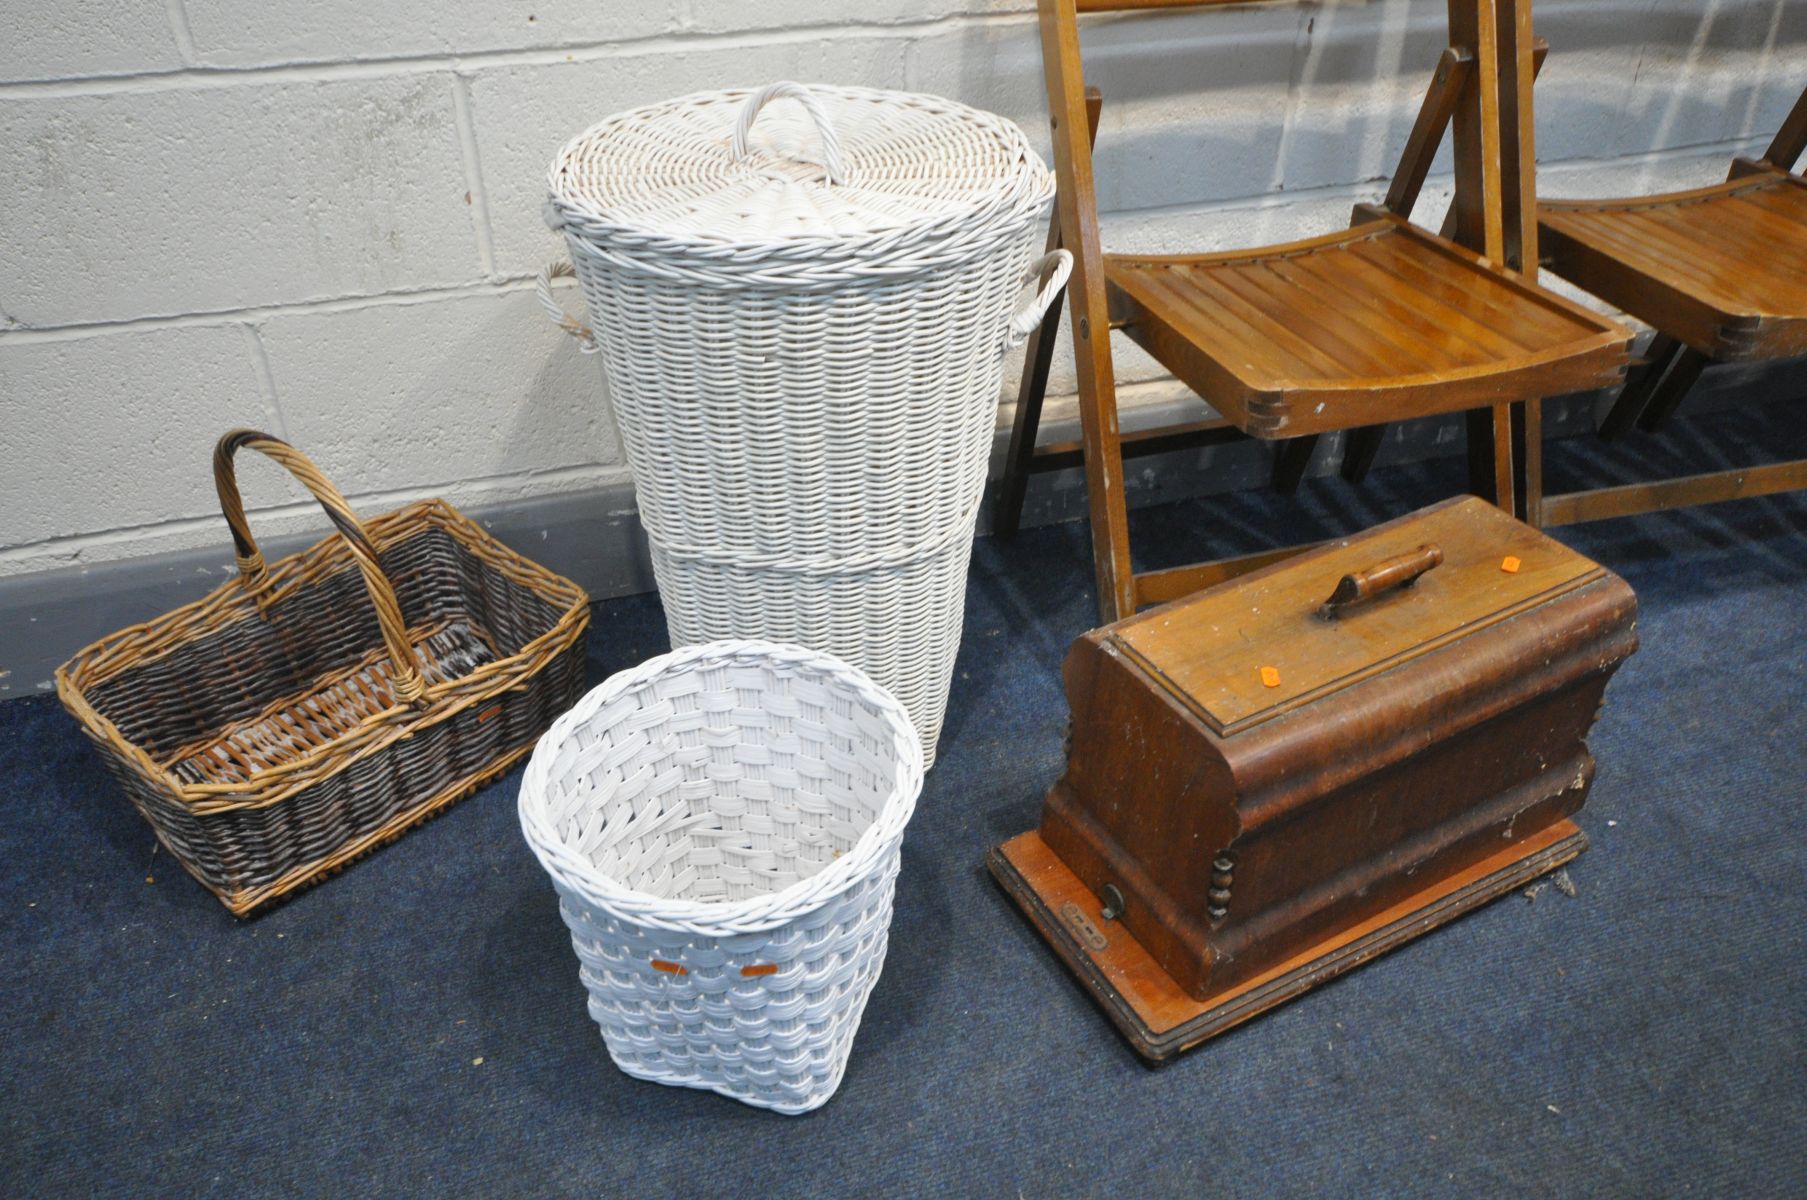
[213,430,430,709]
[730,81,848,185]
[1004,250,1075,351]
[535,261,599,353]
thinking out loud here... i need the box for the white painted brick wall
[176,1,689,68]
[258,289,622,489]
[1,0,1801,583]
[2,324,269,548]
[1,74,478,326]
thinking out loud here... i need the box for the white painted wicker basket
[518,639,923,1115]
[540,82,1068,767]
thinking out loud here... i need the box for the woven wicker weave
[519,639,923,1114]
[539,82,1068,767]
[56,431,590,916]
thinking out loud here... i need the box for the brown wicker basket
[56,430,591,916]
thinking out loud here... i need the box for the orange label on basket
[1500,556,1521,573]
[741,964,779,978]
[1259,666,1281,688]
[650,959,688,975]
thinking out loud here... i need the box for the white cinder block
[904,20,1048,154]
[1534,0,1806,164]
[180,0,687,68]
[911,7,1307,214]
[0,74,481,327]
[0,325,266,551]
[0,0,181,83]
[257,287,620,495]
[1615,57,1806,157]
[468,36,912,276]
[1104,190,1373,259]
[1537,142,1758,203]
[1275,4,1454,196]
[689,0,1032,34]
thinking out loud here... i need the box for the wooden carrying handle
[1321,544,1443,616]
[212,429,428,708]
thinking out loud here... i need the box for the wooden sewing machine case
[989,496,1638,1060]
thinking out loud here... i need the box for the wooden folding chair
[1527,83,1807,526]
[996,0,1630,622]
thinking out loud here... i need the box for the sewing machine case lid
[1108,495,1607,738]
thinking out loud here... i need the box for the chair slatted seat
[1107,218,1625,438]
[1541,174,1807,362]
[1526,84,1807,527]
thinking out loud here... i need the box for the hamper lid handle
[1320,544,1444,617]
[730,81,849,185]
[212,430,430,709]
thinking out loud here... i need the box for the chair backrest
[1040,0,1541,270]
[1444,0,1538,271]
[1761,84,1807,173]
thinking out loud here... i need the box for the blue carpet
[4,406,1806,1197]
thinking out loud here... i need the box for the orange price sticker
[1500,555,1522,574]
[1259,666,1281,688]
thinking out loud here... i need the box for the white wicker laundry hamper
[539,82,1068,768]
[518,640,924,1114]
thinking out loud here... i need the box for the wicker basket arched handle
[731,81,849,185]
[212,430,429,709]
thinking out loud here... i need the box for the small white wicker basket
[539,82,1069,768]
[518,640,923,1114]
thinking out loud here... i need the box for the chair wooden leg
[993,84,1102,543]
[1514,398,1543,527]
[1340,425,1387,483]
[994,251,1066,540]
[1637,346,1710,433]
[1464,408,1495,497]
[1492,404,1519,518]
[1465,404,1519,514]
[1074,331,1136,623]
[1599,334,1682,441]
[1270,435,1320,494]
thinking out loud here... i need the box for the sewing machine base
[988,818,1586,1062]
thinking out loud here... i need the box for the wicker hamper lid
[545,82,1054,284]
